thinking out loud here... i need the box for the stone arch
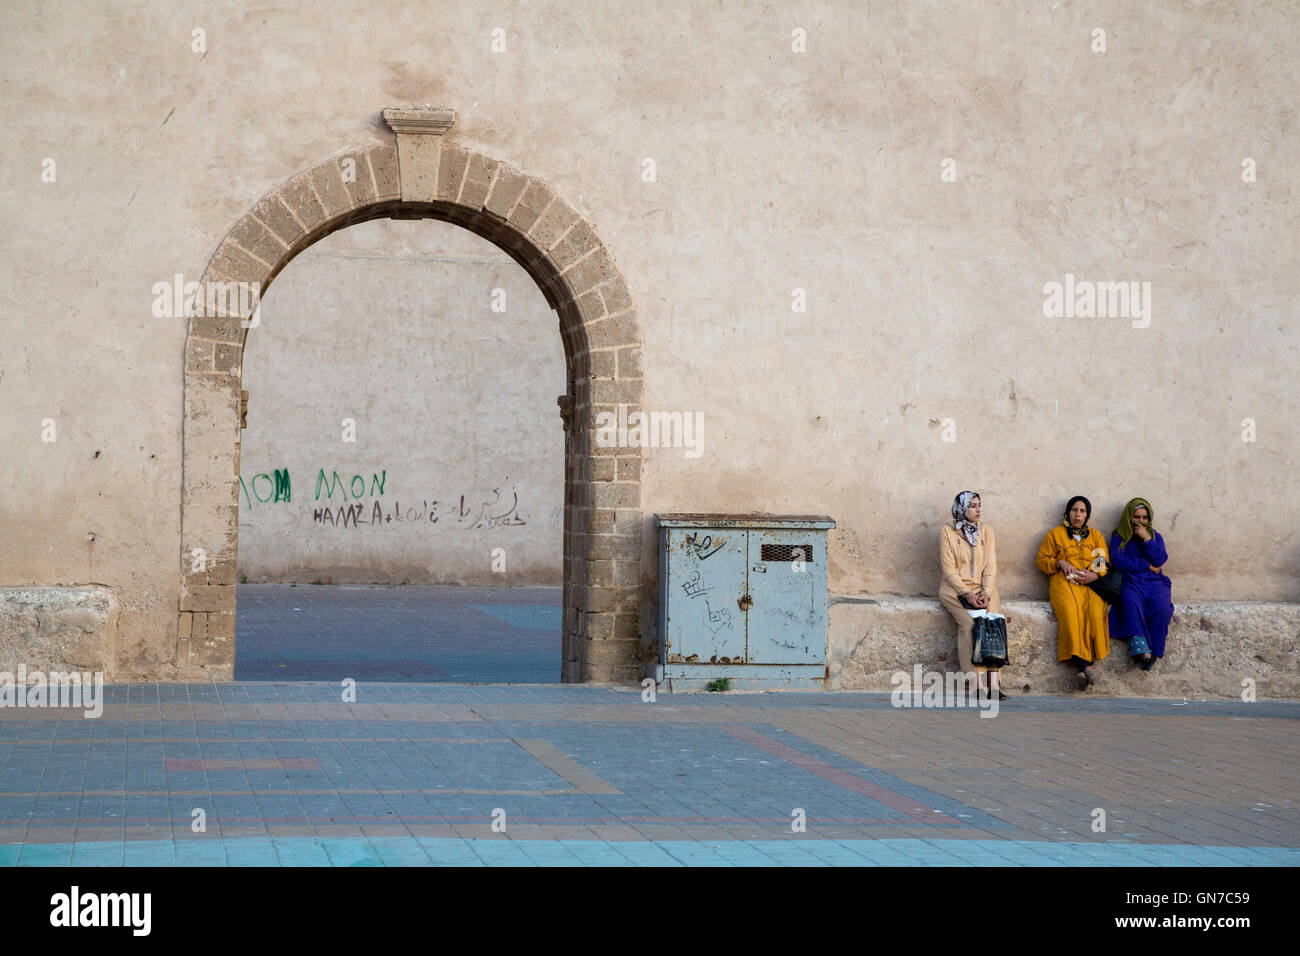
[178,108,643,683]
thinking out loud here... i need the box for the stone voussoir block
[563,247,617,297]
[483,164,529,220]
[367,144,401,201]
[458,152,500,209]
[590,349,616,378]
[598,277,633,315]
[210,240,269,287]
[309,161,355,220]
[549,220,601,271]
[213,343,242,376]
[584,313,641,349]
[186,337,214,372]
[528,197,580,252]
[189,314,244,345]
[592,379,642,404]
[616,346,644,378]
[507,179,555,234]
[280,172,328,232]
[338,148,378,207]
[228,214,289,269]
[251,192,309,248]
[435,145,470,202]
[573,288,607,326]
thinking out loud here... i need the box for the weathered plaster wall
[237,219,564,585]
[0,1,1297,679]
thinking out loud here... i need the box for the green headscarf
[1115,497,1155,548]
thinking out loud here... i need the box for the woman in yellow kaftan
[1036,495,1111,688]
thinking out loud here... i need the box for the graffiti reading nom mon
[238,467,530,532]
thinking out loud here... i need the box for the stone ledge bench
[0,587,118,675]
[828,597,1300,699]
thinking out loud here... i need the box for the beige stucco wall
[1,0,1297,677]
[237,219,564,585]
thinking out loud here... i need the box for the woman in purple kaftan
[1108,498,1174,671]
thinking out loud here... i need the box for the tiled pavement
[1,585,1296,866]
[1,684,1296,866]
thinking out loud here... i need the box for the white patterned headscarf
[951,491,981,547]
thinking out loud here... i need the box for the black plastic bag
[971,613,1009,668]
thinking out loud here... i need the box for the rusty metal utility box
[656,514,835,691]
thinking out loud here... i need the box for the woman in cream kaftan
[938,491,1008,700]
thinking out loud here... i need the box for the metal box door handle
[738,594,754,611]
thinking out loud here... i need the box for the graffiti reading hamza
[238,468,529,531]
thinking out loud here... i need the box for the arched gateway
[177,108,644,683]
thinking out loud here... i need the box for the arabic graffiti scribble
[685,532,724,560]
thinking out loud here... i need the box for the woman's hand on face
[1134,522,1152,542]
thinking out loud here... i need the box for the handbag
[969,611,1009,667]
[1088,568,1125,604]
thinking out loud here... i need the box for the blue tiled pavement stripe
[6,837,1298,867]
[49,682,1300,717]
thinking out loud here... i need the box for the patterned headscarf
[951,491,981,546]
[1115,497,1154,548]
[1063,495,1092,540]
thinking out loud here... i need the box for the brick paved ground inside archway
[1,679,1296,866]
[233,584,562,683]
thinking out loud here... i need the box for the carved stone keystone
[382,107,457,202]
